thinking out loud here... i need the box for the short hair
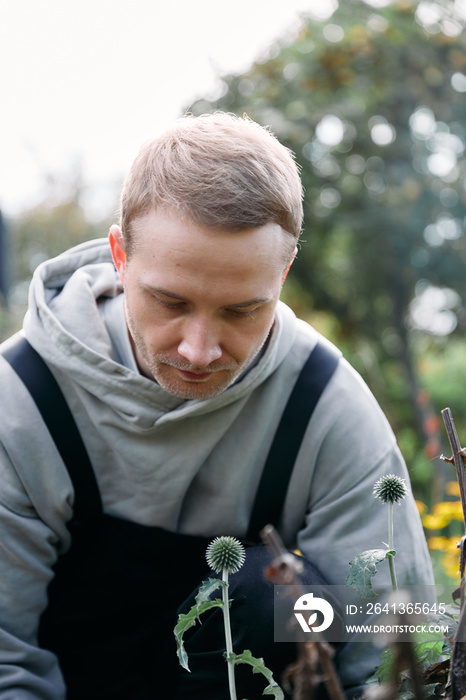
[119,112,303,253]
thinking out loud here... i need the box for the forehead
[129,208,290,290]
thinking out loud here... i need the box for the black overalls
[3,336,339,699]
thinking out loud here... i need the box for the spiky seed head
[206,536,246,574]
[373,474,408,504]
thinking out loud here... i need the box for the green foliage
[421,338,466,442]
[8,196,107,285]
[397,680,439,700]
[369,638,445,695]
[1,180,116,342]
[346,548,396,597]
[371,647,396,685]
[174,575,284,698]
[174,578,225,671]
[228,651,285,699]
[415,639,445,667]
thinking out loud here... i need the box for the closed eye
[226,306,260,318]
[153,295,187,310]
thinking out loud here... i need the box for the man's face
[109,207,294,400]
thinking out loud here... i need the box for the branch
[441,408,466,534]
[260,525,345,700]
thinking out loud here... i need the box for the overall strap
[246,341,340,542]
[1,334,102,521]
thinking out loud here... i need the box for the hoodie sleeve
[0,358,73,698]
[0,445,67,699]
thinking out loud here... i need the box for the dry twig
[441,408,466,700]
[260,524,345,700]
[441,408,466,535]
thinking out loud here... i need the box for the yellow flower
[427,536,458,551]
[422,513,452,530]
[441,550,461,580]
[446,481,460,497]
[432,500,464,521]
[422,499,464,529]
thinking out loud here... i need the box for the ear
[282,247,297,284]
[109,225,127,285]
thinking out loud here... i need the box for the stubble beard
[124,306,270,400]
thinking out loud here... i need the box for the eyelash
[155,297,256,318]
[157,298,185,310]
[227,308,257,319]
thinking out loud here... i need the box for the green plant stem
[388,501,398,591]
[222,569,237,700]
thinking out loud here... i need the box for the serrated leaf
[228,649,285,699]
[398,678,439,700]
[195,577,226,605]
[419,683,441,700]
[442,638,452,656]
[414,639,444,666]
[425,606,459,641]
[373,647,395,684]
[345,548,396,598]
[174,577,225,671]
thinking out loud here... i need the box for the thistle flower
[205,536,246,700]
[206,536,246,575]
[373,474,408,504]
[373,474,408,592]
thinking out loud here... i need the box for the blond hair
[119,112,303,252]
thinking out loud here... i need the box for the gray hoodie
[0,238,434,697]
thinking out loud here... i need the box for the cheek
[233,315,275,357]
[127,299,183,351]
[125,291,146,329]
[125,285,160,325]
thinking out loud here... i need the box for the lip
[177,369,213,381]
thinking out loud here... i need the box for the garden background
[1,0,466,585]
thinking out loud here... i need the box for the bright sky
[0,0,334,218]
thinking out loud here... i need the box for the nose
[177,316,222,367]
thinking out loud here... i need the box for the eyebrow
[142,284,272,308]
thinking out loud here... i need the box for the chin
[154,370,236,401]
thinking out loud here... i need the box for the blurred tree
[10,197,100,283]
[6,155,120,290]
[3,170,117,341]
[188,0,466,483]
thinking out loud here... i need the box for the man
[0,112,433,699]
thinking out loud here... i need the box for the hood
[23,238,299,426]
